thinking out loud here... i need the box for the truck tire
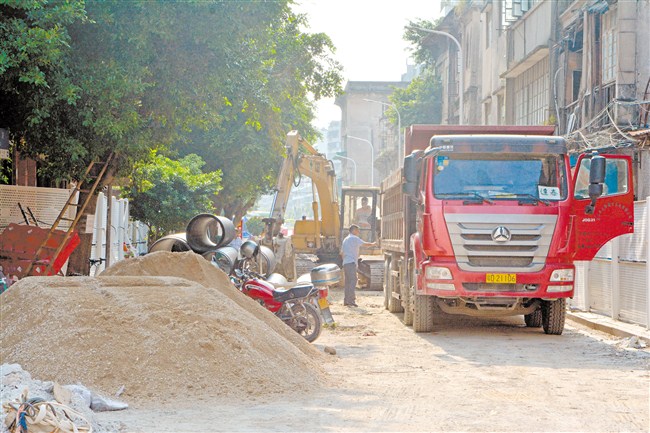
[524,308,543,328]
[402,260,414,326]
[387,284,403,314]
[410,257,432,332]
[413,294,434,332]
[383,259,391,310]
[386,256,403,313]
[542,298,566,335]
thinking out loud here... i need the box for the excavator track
[358,256,385,291]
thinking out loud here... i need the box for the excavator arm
[264,131,340,257]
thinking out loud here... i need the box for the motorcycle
[231,265,324,342]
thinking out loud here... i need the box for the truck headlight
[550,269,574,282]
[425,266,452,280]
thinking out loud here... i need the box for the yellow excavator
[261,131,384,289]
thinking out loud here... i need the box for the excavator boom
[264,131,340,260]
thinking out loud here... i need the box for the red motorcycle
[232,266,323,342]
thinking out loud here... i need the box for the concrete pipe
[148,233,191,253]
[256,245,277,278]
[185,214,236,254]
[207,246,240,275]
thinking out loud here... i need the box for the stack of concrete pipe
[148,213,276,277]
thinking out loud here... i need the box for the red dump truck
[380,125,634,334]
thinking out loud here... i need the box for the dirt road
[98,289,650,432]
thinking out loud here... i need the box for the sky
[293,0,442,129]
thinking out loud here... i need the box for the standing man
[341,224,376,307]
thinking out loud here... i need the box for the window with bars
[514,58,549,125]
[601,9,617,83]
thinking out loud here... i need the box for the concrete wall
[614,0,638,124]
[508,0,552,67]
[480,1,509,124]
[460,5,483,125]
[335,81,407,186]
[636,0,650,118]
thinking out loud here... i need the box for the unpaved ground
[97,289,650,432]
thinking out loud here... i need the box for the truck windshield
[433,154,568,202]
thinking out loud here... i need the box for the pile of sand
[100,251,317,357]
[0,252,325,405]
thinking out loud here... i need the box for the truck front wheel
[411,260,433,332]
[413,294,434,332]
[541,298,566,335]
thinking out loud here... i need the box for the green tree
[172,9,342,222]
[0,0,89,181]
[389,69,442,126]
[244,216,265,238]
[1,1,342,269]
[128,152,222,238]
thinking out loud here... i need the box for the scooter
[231,266,324,342]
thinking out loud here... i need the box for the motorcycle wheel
[288,302,322,343]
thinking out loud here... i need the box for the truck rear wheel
[383,259,390,310]
[542,298,566,335]
[402,260,414,326]
[524,308,543,328]
[386,258,403,313]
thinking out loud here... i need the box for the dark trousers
[343,262,357,305]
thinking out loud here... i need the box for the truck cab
[387,127,635,335]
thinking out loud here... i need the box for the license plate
[486,273,517,284]
[318,298,330,309]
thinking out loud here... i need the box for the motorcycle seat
[272,283,314,302]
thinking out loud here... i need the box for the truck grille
[445,213,557,273]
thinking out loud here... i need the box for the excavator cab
[340,186,384,290]
[340,186,380,244]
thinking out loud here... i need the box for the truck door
[571,154,634,261]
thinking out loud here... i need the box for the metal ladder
[24,153,115,276]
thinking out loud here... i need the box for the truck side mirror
[589,155,606,185]
[585,155,606,214]
[403,152,419,184]
[403,182,417,196]
[402,151,421,197]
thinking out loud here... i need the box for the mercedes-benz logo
[491,226,511,243]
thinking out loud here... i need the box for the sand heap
[100,251,317,357]
[0,252,325,405]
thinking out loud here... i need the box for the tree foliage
[1,1,343,226]
[389,69,442,126]
[128,152,221,237]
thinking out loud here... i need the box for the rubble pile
[0,364,121,433]
[0,254,325,405]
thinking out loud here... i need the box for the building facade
[432,0,650,198]
[335,81,408,186]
